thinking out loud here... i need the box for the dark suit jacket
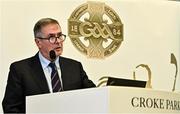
[2,53,96,113]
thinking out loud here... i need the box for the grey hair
[33,18,60,38]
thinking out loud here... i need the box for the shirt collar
[38,52,60,69]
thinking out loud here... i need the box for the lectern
[26,86,180,114]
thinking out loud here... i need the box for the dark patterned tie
[49,62,62,92]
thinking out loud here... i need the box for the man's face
[35,23,63,60]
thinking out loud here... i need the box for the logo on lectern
[68,1,123,58]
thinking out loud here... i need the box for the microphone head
[49,50,56,61]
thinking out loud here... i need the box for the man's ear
[35,39,41,48]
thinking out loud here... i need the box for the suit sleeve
[79,62,96,88]
[2,63,25,113]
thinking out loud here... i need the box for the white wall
[0,0,180,113]
[0,1,3,113]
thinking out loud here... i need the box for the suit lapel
[30,53,50,93]
[59,57,67,89]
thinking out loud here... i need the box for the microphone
[49,50,56,62]
[170,53,178,92]
[134,64,152,88]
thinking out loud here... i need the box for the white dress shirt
[38,52,63,93]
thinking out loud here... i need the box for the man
[2,18,96,113]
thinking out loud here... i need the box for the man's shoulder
[11,55,37,66]
[59,56,80,64]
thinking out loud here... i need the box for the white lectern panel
[26,87,180,114]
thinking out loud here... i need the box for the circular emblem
[68,1,123,58]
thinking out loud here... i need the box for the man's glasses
[36,33,66,44]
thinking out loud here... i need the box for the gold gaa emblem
[68,1,123,58]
